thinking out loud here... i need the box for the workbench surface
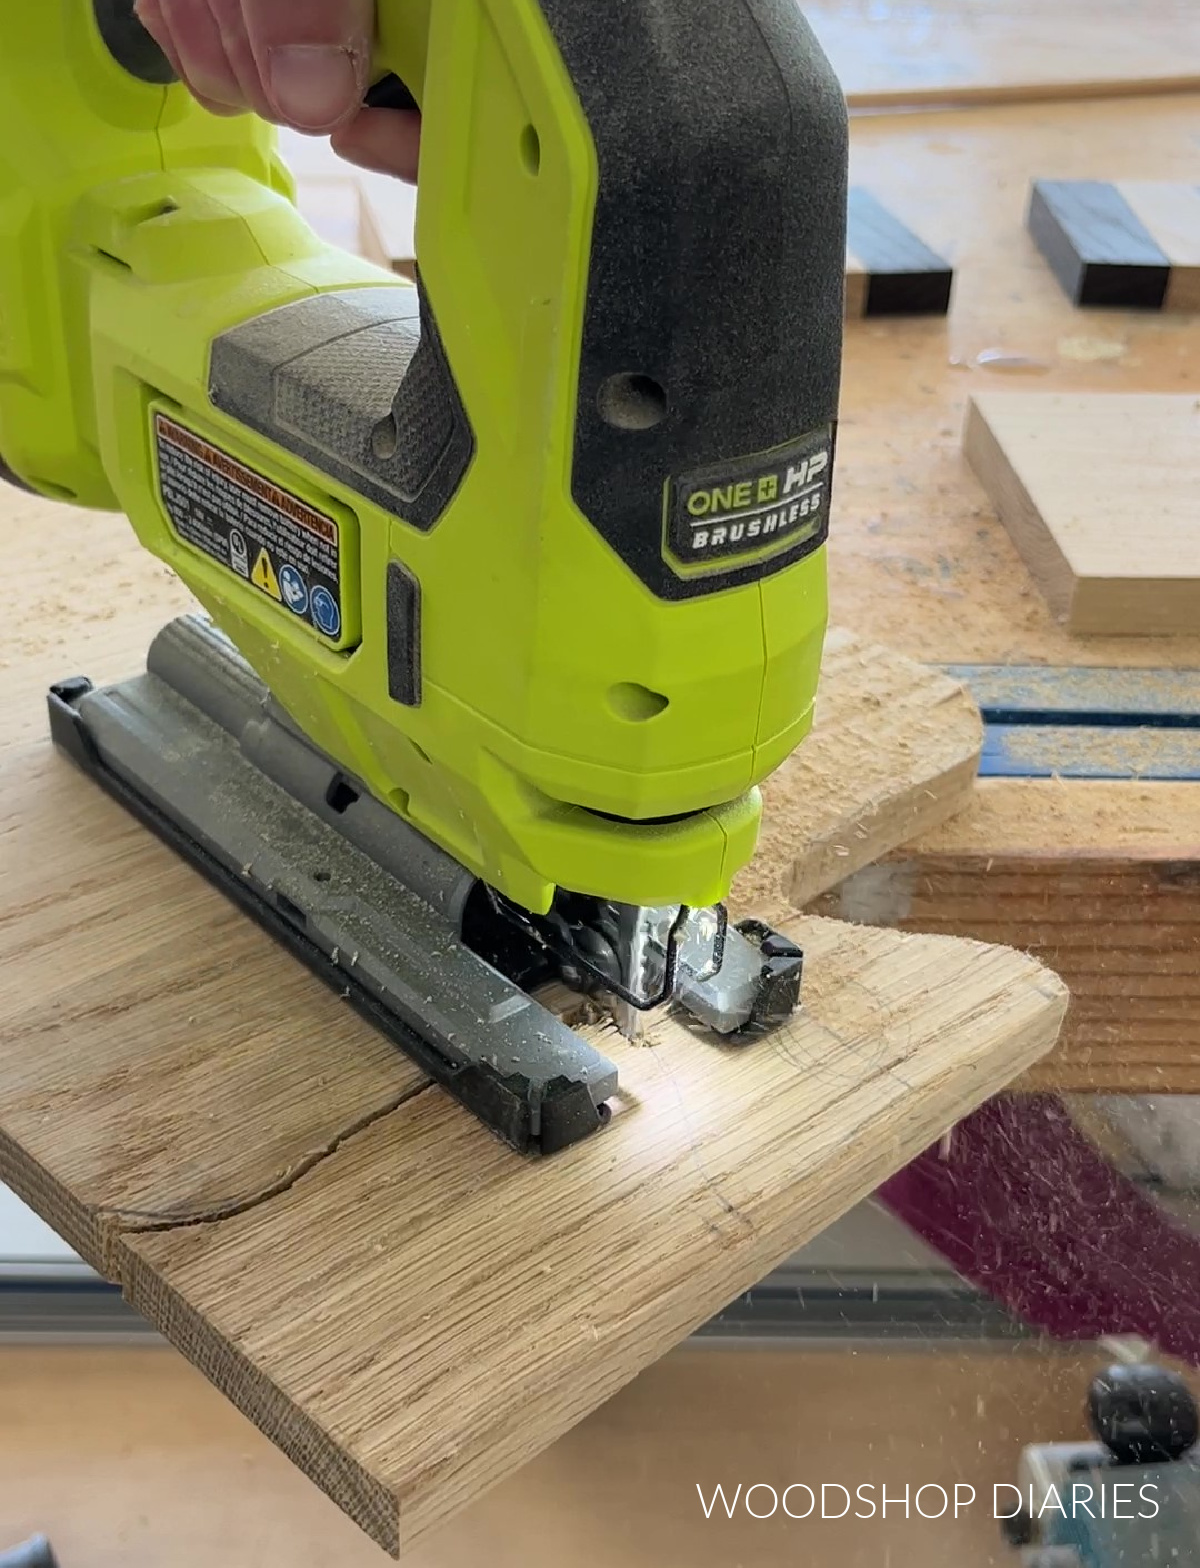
[808,0,1200,107]
[0,1341,1152,1568]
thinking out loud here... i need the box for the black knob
[1088,1364,1199,1466]
[999,1507,1037,1547]
[93,0,177,84]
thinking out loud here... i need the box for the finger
[132,0,188,82]
[239,0,374,134]
[150,0,241,109]
[204,0,275,121]
[331,108,421,184]
[135,0,247,114]
[189,92,246,117]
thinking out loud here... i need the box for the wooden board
[0,752,1066,1552]
[1029,180,1200,311]
[0,1341,1136,1568]
[732,628,981,914]
[805,0,1200,109]
[964,393,1200,636]
[812,778,1200,1093]
[812,667,1200,1093]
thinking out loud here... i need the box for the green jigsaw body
[0,1,846,918]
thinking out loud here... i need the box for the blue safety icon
[278,564,308,616]
[311,585,341,639]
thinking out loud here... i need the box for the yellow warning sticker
[251,547,282,601]
[154,412,344,642]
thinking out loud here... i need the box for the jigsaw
[0,0,848,1153]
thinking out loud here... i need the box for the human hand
[133,0,420,181]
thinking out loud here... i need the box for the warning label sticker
[154,413,343,641]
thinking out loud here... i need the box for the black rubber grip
[538,0,848,601]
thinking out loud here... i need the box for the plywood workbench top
[832,96,1200,1095]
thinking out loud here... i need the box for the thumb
[240,0,375,133]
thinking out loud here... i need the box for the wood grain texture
[812,779,1200,1093]
[732,628,982,915]
[0,744,1066,1552]
[964,393,1200,635]
[806,0,1200,108]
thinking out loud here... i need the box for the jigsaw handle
[0,0,848,913]
[124,0,849,603]
[368,0,850,602]
[148,0,849,605]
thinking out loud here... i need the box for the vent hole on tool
[91,246,133,273]
[597,374,668,431]
[411,741,431,765]
[325,776,360,815]
[311,870,332,884]
[371,414,400,461]
[608,683,670,723]
[519,124,542,176]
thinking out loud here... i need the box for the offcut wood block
[964,392,1200,636]
[845,188,954,318]
[1028,179,1200,310]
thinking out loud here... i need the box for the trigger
[364,73,419,113]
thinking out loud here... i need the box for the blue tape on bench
[943,666,1200,723]
[942,667,1200,782]
[981,725,1200,781]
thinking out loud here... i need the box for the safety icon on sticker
[229,528,250,578]
[279,564,309,616]
[251,548,282,602]
[311,585,341,639]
